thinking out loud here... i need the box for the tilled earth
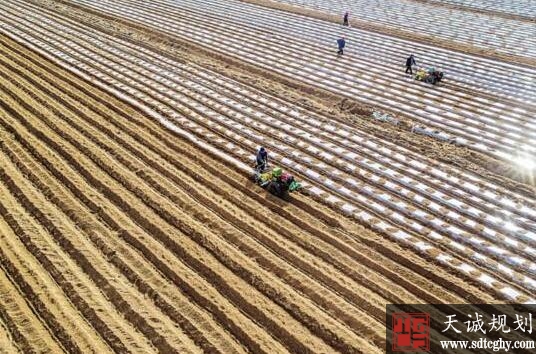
[0,0,534,353]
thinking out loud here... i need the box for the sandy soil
[0,30,506,352]
[0,0,534,352]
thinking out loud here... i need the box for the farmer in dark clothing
[405,54,416,74]
[256,147,268,171]
[343,12,349,26]
[337,37,346,55]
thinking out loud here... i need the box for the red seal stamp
[392,312,430,352]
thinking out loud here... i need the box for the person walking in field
[337,36,346,56]
[255,147,268,171]
[405,54,416,75]
[343,11,349,26]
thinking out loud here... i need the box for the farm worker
[405,54,416,75]
[256,147,268,171]
[343,11,349,26]
[337,37,346,55]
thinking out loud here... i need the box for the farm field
[262,0,536,56]
[421,0,536,19]
[0,0,535,352]
[48,0,536,161]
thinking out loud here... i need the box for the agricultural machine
[252,166,301,198]
[415,67,444,85]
